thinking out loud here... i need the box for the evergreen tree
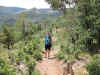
[16,12,28,40]
[0,26,15,49]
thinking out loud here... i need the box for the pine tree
[16,13,28,40]
[0,26,15,49]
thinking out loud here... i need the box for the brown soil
[35,50,63,75]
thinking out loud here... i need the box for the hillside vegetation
[0,0,100,75]
[0,6,61,26]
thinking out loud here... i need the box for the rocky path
[35,50,63,75]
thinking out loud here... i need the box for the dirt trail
[35,50,63,75]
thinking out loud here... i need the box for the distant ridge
[0,6,26,9]
[0,6,26,15]
[0,6,61,26]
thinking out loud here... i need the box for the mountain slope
[0,6,26,16]
[0,6,26,26]
[24,8,61,23]
[0,6,61,26]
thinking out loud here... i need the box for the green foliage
[45,0,76,12]
[0,26,42,74]
[32,70,40,75]
[56,50,65,60]
[0,0,100,74]
[48,0,100,62]
[0,26,15,49]
[0,57,16,75]
[23,39,42,61]
[86,59,100,75]
[0,58,6,70]
[77,0,100,50]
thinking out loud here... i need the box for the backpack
[45,35,51,45]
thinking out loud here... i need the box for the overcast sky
[0,0,50,9]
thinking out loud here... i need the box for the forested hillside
[24,8,61,23]
[0,6,26,15]
[0,6,61,26]
[0,6,26,26]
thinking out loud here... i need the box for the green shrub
[32,69,40,75]
[0,58,5,69]
[56,51,65,60]
[33,50,42,61]
[0,58,16,75]
[86,59,100,75]
[23,39,42,61]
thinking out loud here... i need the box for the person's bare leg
[45,50,47,58]
[48,50,51,58]
[46,50,49,59]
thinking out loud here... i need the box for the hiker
[45,32,52,58]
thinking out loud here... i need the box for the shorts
[45,44,51,50]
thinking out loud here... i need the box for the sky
[0,0,50,9]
